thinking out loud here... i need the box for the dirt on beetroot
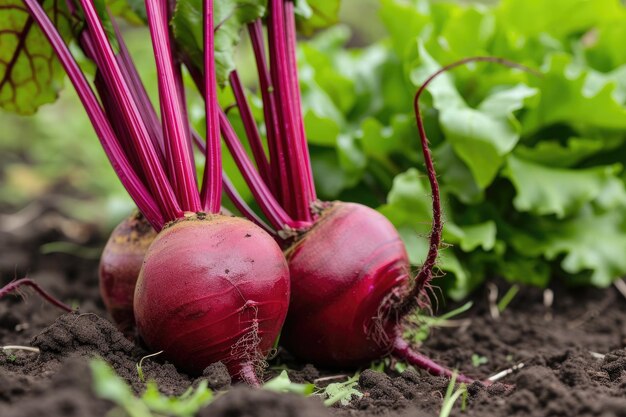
[1,205,625,417]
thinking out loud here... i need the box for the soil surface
[1,205,625,417]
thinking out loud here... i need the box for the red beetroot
[99,213,156,336]
[275,58,537,381]
[134,214,290,381]
[281,199,458,379]
[283,202,409,367]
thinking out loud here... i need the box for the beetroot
[134,215,289,380]
[276,57,537,376]
[99,213,156,336]
[99,209,233,336]
[282,202,409,367]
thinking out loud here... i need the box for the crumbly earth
[1,206,625,417]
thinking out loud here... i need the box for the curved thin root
[0,278,73,312]
[393,56,540,318]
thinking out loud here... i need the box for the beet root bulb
[99,213,156,336]
[283,202,410,366]
[134,214,290,384]
[282,202,473,382]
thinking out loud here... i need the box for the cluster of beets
[0,0,526,386]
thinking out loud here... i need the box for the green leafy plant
[171,0,267,85]
[91,358,214,417]
[264,369,362,407]
[141,381,213,417]
[289,0,626,298]
[471,354,488,368]
[0,0,72,114]
[369,357,411,373]
[263,370,316,395]
[136,350,163,383]
[318,374,363,406]
[497,284,520,313]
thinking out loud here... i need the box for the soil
[1,205,625,417]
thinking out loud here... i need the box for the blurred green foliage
[291,0,626,297]
[0,27,157,229]
[2,0,626,297]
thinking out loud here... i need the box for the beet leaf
[0,0,72,114]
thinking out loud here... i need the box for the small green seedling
[319,374,363,406]
[471,354,488,367]
[141,381,213,417]
[394,360,410,373]
[91,358,153,417]
[91,358,214,417]
[497,285,520,313]
[405,301,473,344]
[263,370,315,395]
[439,372,468,417]
[369,359,387,372]
[2,345,40,362]
[369,357,411,373]
[136,351,164,382]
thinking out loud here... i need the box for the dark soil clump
[200,387,331,417]
[31,312,192,395]
[2,355,111,417]
[201,362,232,391]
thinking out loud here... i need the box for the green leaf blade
[0,0,72,114]
[504,154,625,218]
[172,0,267,85]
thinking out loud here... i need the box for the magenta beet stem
[111,18,166,162]
[200,0,223,213]
[0,278,73,313]
[23,0,165,230]
[267,0,313,221]
[248,21,284,198]
[283,1,316,206]
[145,0,201,212]
[391,334,473,384]
[222,173,277,236]
[77,0,183,221]
[229,71,272,185]
[219,111,304,230]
